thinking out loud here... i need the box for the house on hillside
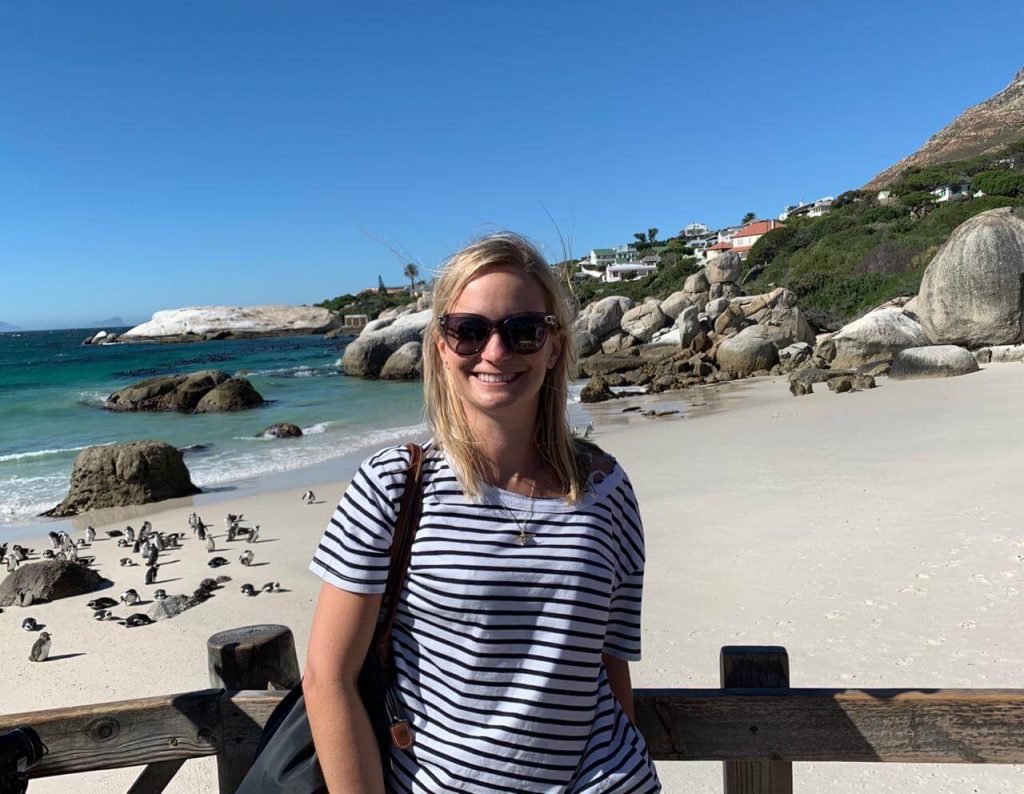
[680,222,710,238]
[931,183,973,203]
[729,219,785,260]
[705,240,735,259]
[577,245,661,283]
[779,197,834,220]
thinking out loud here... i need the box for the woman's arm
[602,652,636,723]
[305,581,387,794]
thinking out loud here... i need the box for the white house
[729,219,785,259]
[681,222,710,238]
[931,184,972,203]
[779,196,834,221]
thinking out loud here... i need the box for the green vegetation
[315,290,412,319]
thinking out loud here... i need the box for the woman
[307,233,661,792]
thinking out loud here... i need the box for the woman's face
[436,266,561,429]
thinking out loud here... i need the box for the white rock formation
[121,306,340,340]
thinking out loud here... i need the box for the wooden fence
[1,625,1022,793]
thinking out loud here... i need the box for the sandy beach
[4,366,1024,793]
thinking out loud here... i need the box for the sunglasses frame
[438,312,558,356]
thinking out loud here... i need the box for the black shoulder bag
[236,443,424,793]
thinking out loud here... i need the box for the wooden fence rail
[0,628,1021,793]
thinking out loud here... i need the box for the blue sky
[1,1,1022,330]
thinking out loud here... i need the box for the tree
[377,275,386,296]
[403,263,420,293]
[741,212,757,225]
[647,227,659,244]
[633,232,647,244]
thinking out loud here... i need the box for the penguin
[48,531,61,549]
[125,526,135,544]
[139,540,151,559]
[145,565,159,585]
[154,533,165,551]
[85,526,96,543]
[240,584,256,596]
[12,545,27,562]
[120,589,140,606]
[207,556,229,568]
[87,597,118,610]
[43,550,55,560]
[199,578,219,591]
[117,539,129,549]
[29,632,52,662]
[68,545,78,562]
[6,555,18,573]
[206,535,216,553]
[215,575,232,584]
[239,550,254,566]
[122,614,153,628]
[246,525,260,544]
[16,589,34,608]
[105,529,123,538]
[76,538,86,548]
[197,523,207,541]
[302,490,315,504]
[54,551,67,561]
[261,582,281,593]
[153,589,167,600]
[141,520,152,536]
[21,617,38,631]
[120,557,134,567]
[226,524,236,543]
[146,545,159,567]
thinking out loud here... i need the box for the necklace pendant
[516,528,534,546]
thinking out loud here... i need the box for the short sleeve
[309,446,409,594]
[602,468,646,661]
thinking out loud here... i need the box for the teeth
[476,373,516,383]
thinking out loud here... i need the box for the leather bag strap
[373,443,424,668]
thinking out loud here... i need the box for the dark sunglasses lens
[447,317,490,354]
[503,317,546,353]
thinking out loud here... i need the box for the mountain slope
[865,68,1024,191]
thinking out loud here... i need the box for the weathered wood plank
[721,646,792,794]
[635,688,1024,763]
[126,758,187,794]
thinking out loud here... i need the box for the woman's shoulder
[573,439,627,493]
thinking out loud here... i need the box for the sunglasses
[438,312,557,356]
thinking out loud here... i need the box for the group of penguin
[10,510,285,663]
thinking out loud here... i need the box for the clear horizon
[2,1,1022,330]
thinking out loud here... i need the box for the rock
[789,367,857,386]
[379,341,423,380]
[778,342,813,373]
[42,440,200,517]
[120,305,342,342]
[579,375,617,403]
[362,317,395,334]
[676,306,701,349]
[706,252,742,284]
[790,380,813,396]
[258,423,303,439]
[705,298,730,321]
[857,360,892,377]
[731,288,816,348]
[621,303,669,343]
[585,296,635,339]
[827,376,854,393]
[889,346,981,380]
[659,291,692,320]
[828,308,931,369]
[683,271,710,293]
[601,332,639,355]
[581,350,642,377]
[341,309,431,378]
[716,326,779,377]
[574,325,601,358]
[917,208,1024,347]
[106,370,235,412]
[147,594,200,621]
[0,560,109,607]
[194,378,265,412]
[975,344,1024,364]
[713,304,746,336]
[854,374,877,390]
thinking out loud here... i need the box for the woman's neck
[466,412,546,495]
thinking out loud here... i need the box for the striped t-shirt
[310,442,661,793]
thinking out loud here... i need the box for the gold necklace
[504,473,537,546]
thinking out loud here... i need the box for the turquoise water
[0,329,427,526]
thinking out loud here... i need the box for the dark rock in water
[258,423,303,439]
[106,370,264,413]
[41,440,200,517]
[580,375,617,404]
[179,443,211,454]
[0,561,109,607]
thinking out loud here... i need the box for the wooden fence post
[721,646,793,794]
[208,625,301,793]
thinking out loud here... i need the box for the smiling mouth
[473,372,522,384]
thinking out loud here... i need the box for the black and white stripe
[310,443,660,793]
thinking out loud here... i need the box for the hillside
[865,67,1024,190]
[0,321,21,332]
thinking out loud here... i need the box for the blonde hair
[422,232,589,502]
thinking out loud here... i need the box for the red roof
[735,219,784,238]
[707,241,734,251]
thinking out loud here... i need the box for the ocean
[0,328,594,533]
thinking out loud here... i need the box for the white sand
[4,366,1024,792]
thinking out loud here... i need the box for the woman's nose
[480,327,512,360]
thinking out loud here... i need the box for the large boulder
[706,252,742,284]
[105,370,253,412]
[258,423,303,439]
[889,346,981,380]
[676,305,701,349]
[621,303,669,343]
[120,305,341,342]
[974,344,1024,364]
[148,594,201,621]
[683,270,710,294]
[659,291,692,320]
[585,296,635,339]
[730,288,816,348]
[194,378,264,412]
[917,208,1024,347]
[715,326,779,377]
[342,309,431,378]
[379,341,423,380]
[42,440,200,517]
[579,375,617,403]
[581,350,642,377]
[827,308,931,369]
[0,560,109,607]
[601,332,638,354]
